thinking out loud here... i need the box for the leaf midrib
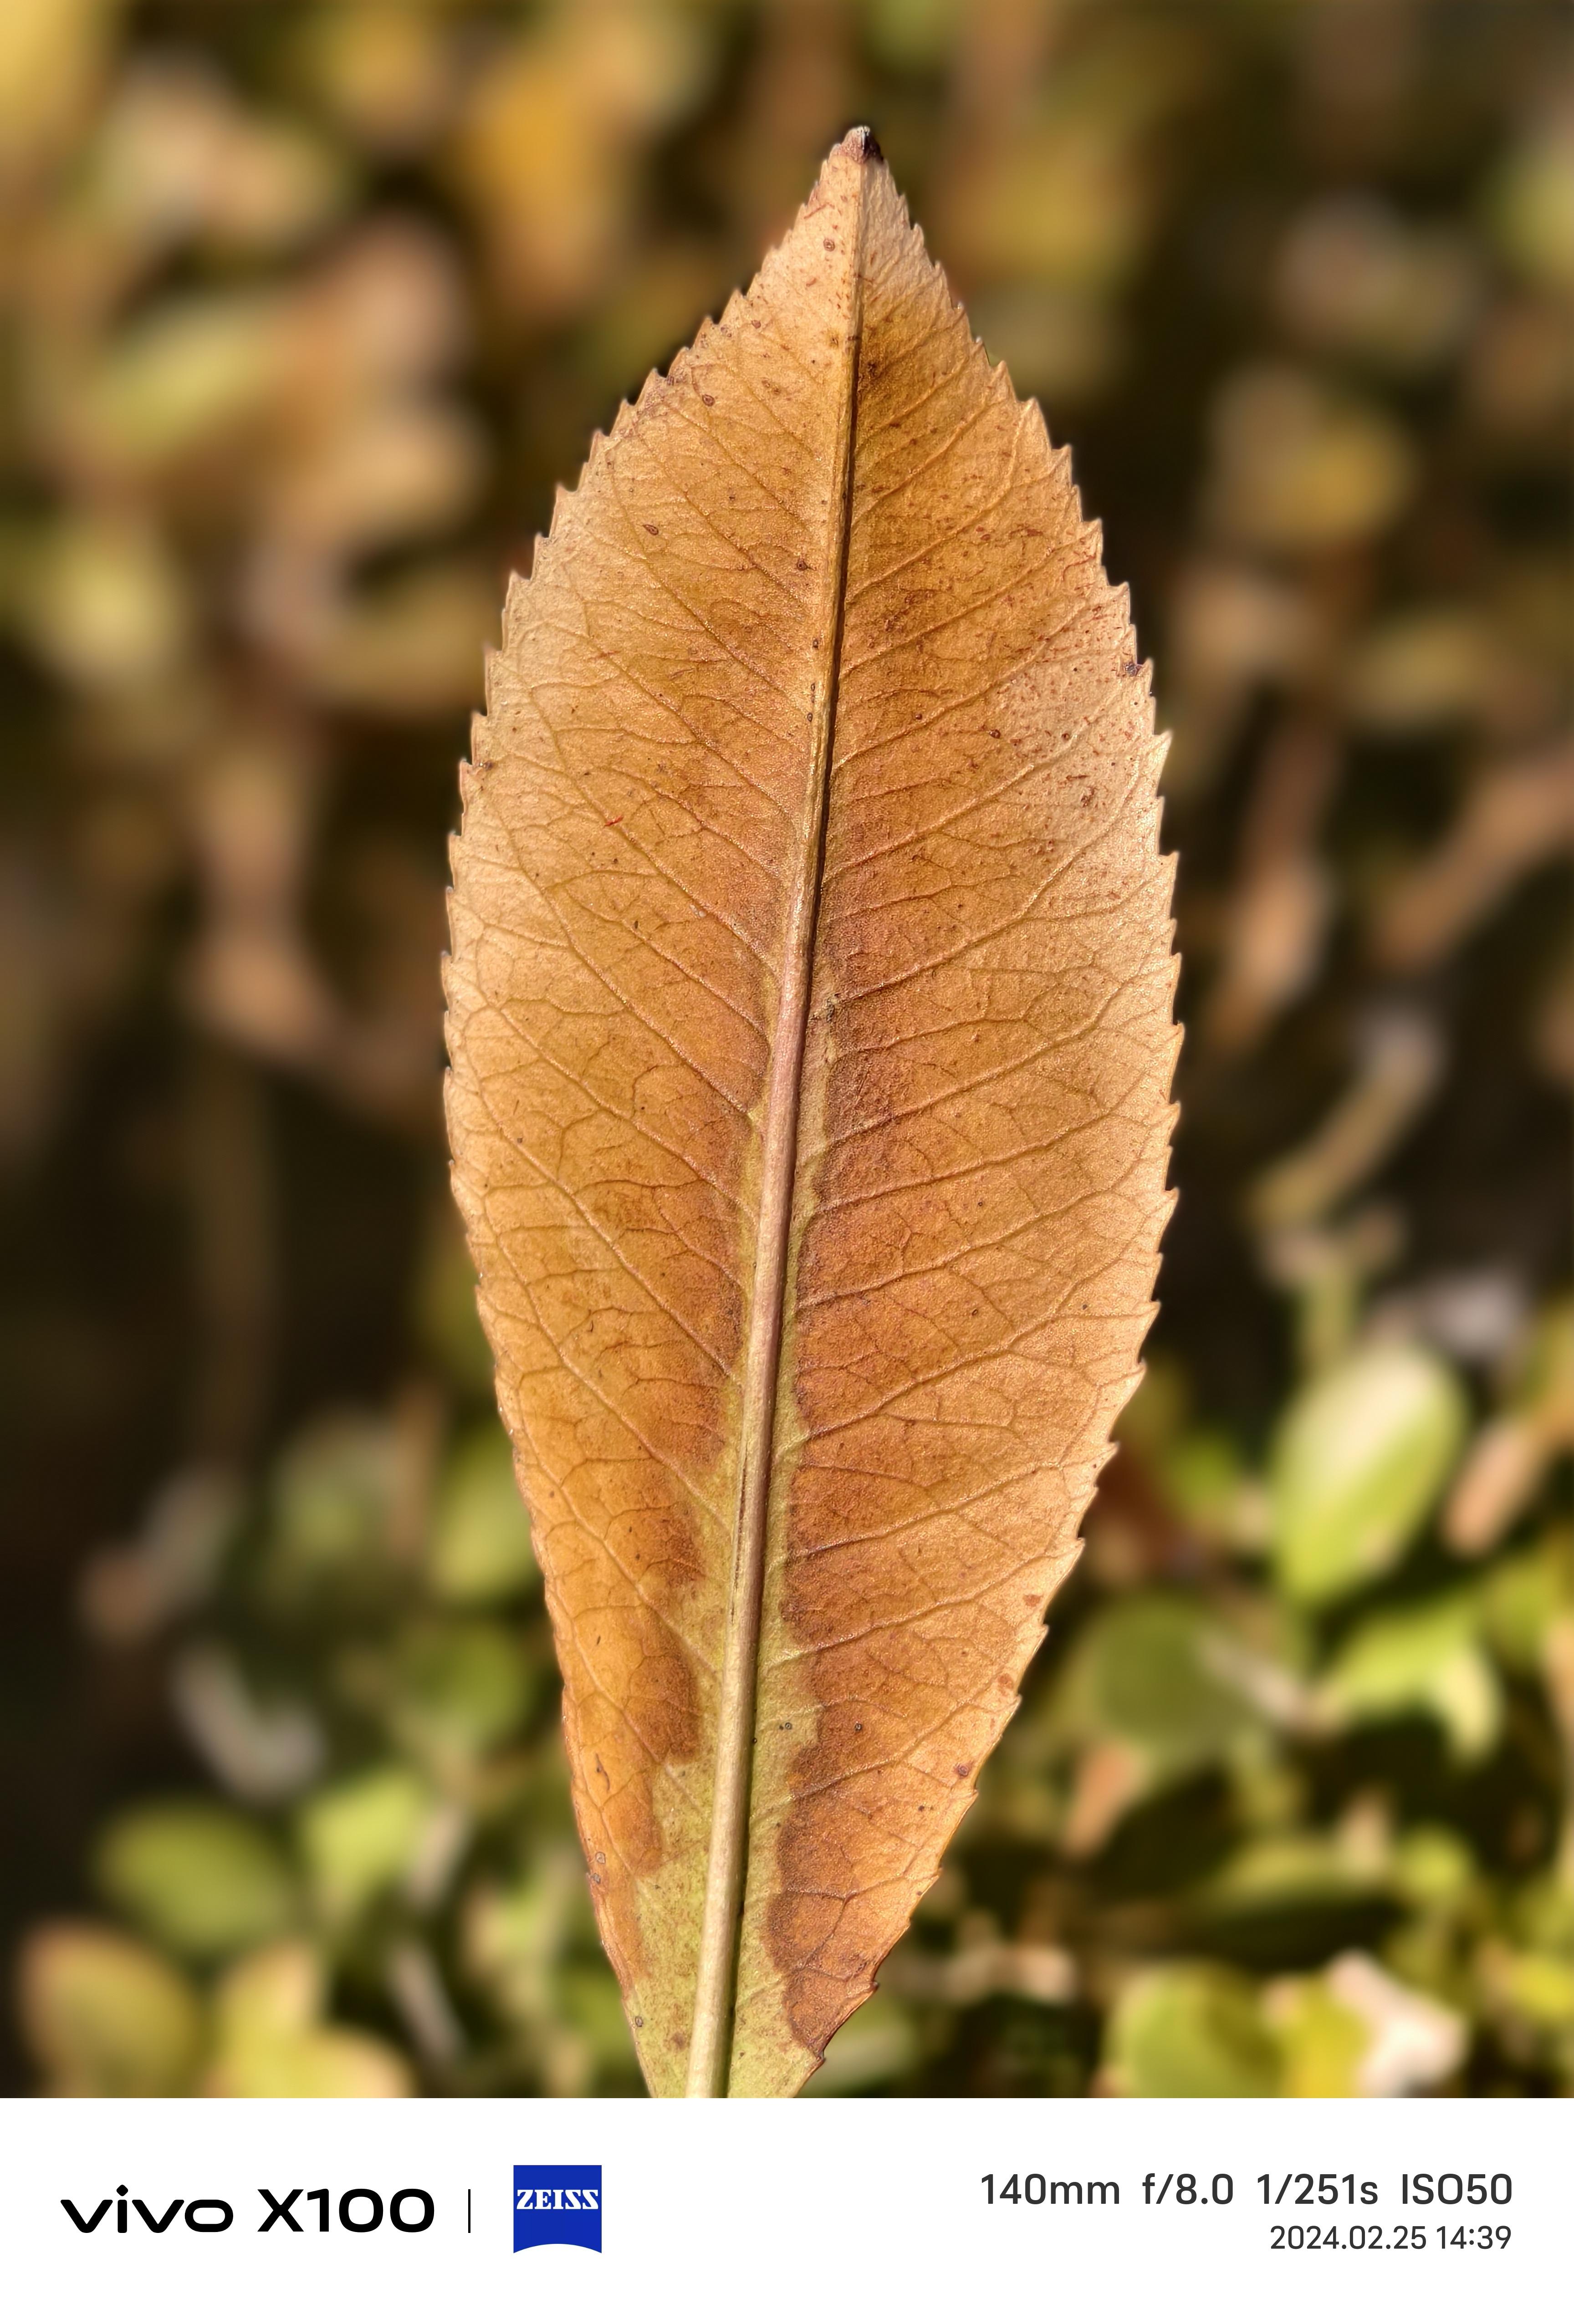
[683,146,873,2098]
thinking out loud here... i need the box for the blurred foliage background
[3,0,1570,2101]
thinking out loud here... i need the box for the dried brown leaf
[445,132,1176,2096]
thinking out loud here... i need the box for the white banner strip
[3,2095,1563,2324]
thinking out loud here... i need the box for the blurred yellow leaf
[18,1922,202,2095]
[0,0,121,183]
[940,36,1201,294]
[205,1940,413,2096]
[450,0,706,316]
[943,118,1155,293]
[19,514,189,690]
[1204,366,1415,554]
[296,0,460,156]
[463,1850,588,2028]
[65,293,284,473]
[1480,1939,1574,2034]
[1270,1973,1368,2096]
[1487,109,1574,295]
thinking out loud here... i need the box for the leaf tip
[832,124,883,164]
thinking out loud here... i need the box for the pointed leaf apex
[833,125,882,163]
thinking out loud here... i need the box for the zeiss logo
[513,2165,601,2254]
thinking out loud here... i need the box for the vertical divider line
[684,138,874,2098]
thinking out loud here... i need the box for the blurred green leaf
[1319,1590,1502,1760]
[266,1413,401,1591]
[1391,1823,1478,1911]
[1270,1343,1468,1605]
[1105,1964,1281,2097]
[463,1849,588,2030]
[429,1424,537,1603]
[1203,1830,1392,1914]
[387,1617,534,1759]
[1481,1530,1572,1670]
[95,1802,296,1959]
[1038,1595,1264,1775]
[296,1763,433,1921]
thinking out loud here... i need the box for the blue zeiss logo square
[513,2165,602,2253]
